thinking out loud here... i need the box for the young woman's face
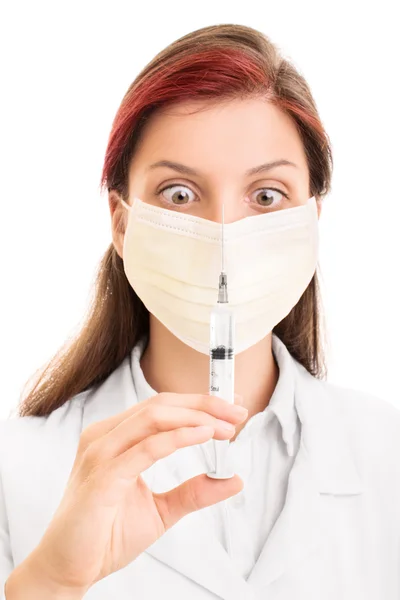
[111,96,320,256]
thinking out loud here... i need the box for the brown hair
[18,23,332,418]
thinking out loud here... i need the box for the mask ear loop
[120,197,144,211]
[120,198,131,211]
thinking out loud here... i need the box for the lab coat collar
[81,336,363,600]
[268,333,299,456]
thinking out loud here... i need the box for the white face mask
[120,196,319,355]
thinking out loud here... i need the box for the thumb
[153,473,244,531]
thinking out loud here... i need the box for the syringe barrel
[209,303,234,355]
[207,303,236,479]
[209,303,235,404]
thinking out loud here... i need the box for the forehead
[130,97,308,177]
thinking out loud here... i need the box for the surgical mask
[120,196,319,355]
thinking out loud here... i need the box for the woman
[1,23,400,600]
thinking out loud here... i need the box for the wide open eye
[251,187,288,208]
[157,184,197,206]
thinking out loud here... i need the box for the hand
[27,392,248,592]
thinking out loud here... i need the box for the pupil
[259,191,273,205]
[173,191,187,204]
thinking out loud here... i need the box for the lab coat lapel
[81,355,255,600]
[247,357,364,591]
[246,423,321,588]
[142,447,255,600]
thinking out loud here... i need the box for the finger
[156,393,247,423]
[154,473,244,531]
[79,393,247,453]
[109,425,216,481]
[93,404,238,461]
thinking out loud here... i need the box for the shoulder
[295,356,400,438]
[318,378,400,467]
[0,392,88,467]
[321,378,400,433]
[294,357,400,466]
[0,393,91,525]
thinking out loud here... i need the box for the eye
[157,184,197,206]
[250,187,289,208]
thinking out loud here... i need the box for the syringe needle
[221,204,225,273]
[218,204,228,304]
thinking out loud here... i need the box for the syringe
[206,204,236,480]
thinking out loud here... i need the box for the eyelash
[156,183,290,203]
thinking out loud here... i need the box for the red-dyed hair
[19,23,332,417]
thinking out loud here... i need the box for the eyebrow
[147,159,298,177]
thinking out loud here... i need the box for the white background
[0,0,399,419]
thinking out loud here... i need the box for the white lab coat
[1,345,400,600]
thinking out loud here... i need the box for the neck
[140,316,279,420]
